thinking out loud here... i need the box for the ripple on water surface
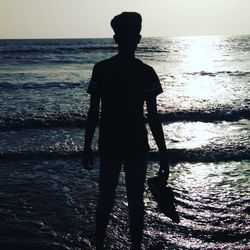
[0,158,249,249]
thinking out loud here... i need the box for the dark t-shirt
[87,55,163,156]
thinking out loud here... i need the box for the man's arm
[83,93,100,169]
[146,95,169,179]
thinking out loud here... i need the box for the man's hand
[158,150,170,183]
[82,147,94,170]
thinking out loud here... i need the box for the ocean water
[0,36,249,249]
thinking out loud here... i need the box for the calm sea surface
[0,36,249,249]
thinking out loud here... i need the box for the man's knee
[97,193,116,216]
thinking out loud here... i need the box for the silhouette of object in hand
[148,175,180,223]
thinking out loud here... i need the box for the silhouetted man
[83,12,169,250]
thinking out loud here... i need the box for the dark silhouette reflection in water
[82,12,170,250]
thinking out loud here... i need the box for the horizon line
[0,33,250,40]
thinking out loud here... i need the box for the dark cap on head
[111,12,142,36]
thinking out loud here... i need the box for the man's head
[111,12,142,52]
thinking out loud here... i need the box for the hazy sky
[0,0,249,39]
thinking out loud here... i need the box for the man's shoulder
[94,57,116,70]
[137,60,153,71]
[93,57,155,75]
[135,59,156,77]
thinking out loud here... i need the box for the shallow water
[0,158,249,249]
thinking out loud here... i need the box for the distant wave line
[0,46,167,54]
[0,81,86,90]
[0,46,116,54]
[185,70,250,77]
[1,70,250,90]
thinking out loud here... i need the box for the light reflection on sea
[0,159,249,249]
[0,120,249,162]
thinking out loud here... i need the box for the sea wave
[0,46,115,54]
[0,109,249,130]
[0,147,249,162]
[1,69,250,90]
[0,81,85,90]
[0,45,169,54]
[186,70,250,77]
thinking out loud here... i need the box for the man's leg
[95,155,122,250]
[124,154,147,250]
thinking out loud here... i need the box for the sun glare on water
[177,36,230,100]
[160,35,234,110]
[180,36,226,72]
[156,36,240,154]
[180,36,229,100]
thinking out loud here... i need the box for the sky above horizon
[0,0,250,39]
